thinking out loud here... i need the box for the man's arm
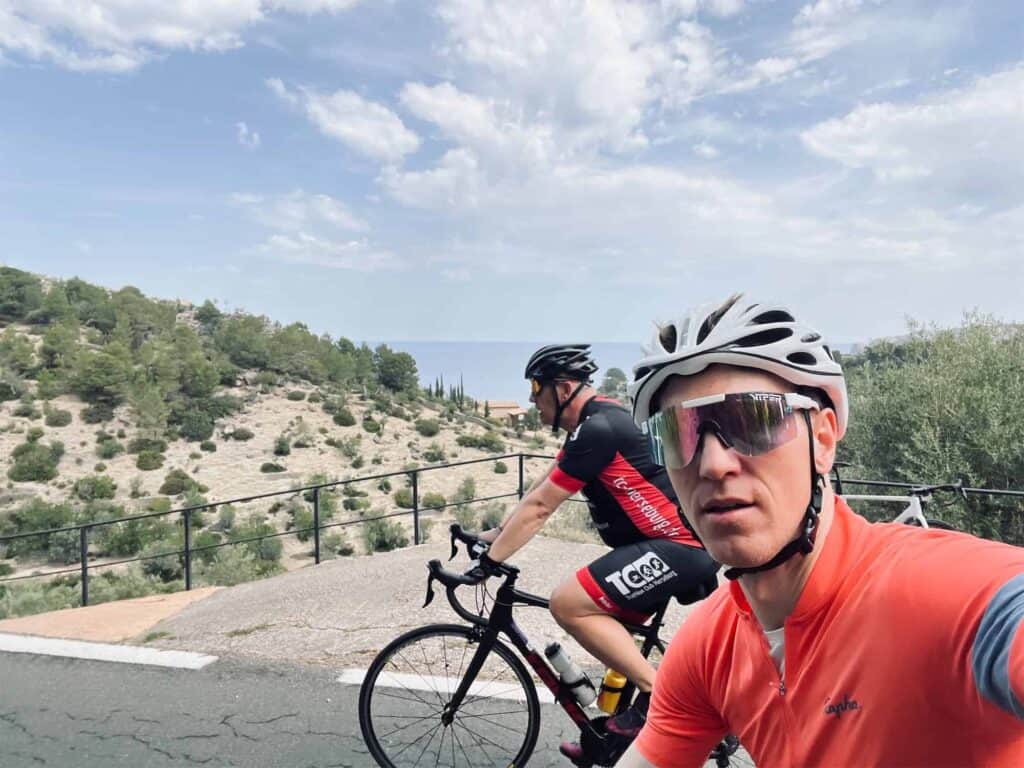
[973,572,1024,719]
[485,476,574,562]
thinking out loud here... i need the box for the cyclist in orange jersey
[616,294,1024,767]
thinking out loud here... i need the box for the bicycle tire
[358,623,541,768]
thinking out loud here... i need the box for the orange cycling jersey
[635,496,1024,767]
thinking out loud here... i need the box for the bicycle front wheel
[358,623,541,768]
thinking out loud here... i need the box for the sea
[376,340,861,406]
[377,341,643,405]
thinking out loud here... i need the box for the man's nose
[696,429,742,480]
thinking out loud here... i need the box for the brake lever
[423,569,437,608]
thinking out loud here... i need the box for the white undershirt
[764,626,785,677]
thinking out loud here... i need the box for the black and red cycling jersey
[549,396,700,549]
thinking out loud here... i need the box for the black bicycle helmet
[524,344,599,383]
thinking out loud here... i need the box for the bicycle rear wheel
[358,623,541,768]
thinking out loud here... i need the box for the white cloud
[693,142,719,159]
[662,0,746,19]
[801,66,1024,195]
[232,190,394,271]
[0,1,362,72]
[268,79,419,163]
[233,189,369,232]
[236,121,261,150]
[259,232,399,271]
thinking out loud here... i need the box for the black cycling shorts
[577,540,720,624]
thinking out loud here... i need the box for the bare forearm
[487,497,553,562]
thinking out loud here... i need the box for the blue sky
[1,0,1021,346]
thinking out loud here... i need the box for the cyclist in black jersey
[464,344,720,751]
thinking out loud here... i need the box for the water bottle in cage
[544,642,597,707]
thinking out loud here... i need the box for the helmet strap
[724,410,823,580]
[552,381,586,434]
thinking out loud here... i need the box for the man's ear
[813,408,839,475]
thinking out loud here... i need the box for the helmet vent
[658,324,677,353]
[733,328,792,347]
[801,332,822,343]
[788,352,818,366]
[750,310,794,325]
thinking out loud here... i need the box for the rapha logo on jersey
[824,695,861,719]
[569,423,584,441]
[605,553,676,597]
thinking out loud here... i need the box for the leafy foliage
[841,313,1024,544]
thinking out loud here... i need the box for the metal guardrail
[3,452,1020,609]
[0,452,559,607]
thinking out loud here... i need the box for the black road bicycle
[358,524,748,767]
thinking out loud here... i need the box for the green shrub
[362,417,380,434]
[192,530,222,565]
[98,516,174,558]
[146,497,173,513]
[422,492,446,510]
[96,437,125,459]
[343,497,371,512]
[200,440,216,452]
[494,460,509,474]
[215,505,236,531]
[228,427,254,441]
[12,401,40,419]
[136,450,164,471]
[480,502,505,530]
[128,437,167,454]
[158,469,200,496]
[454,505,477,530]
[393,488,414,509]
[260,462,285,473]
[321,532,354,558]
[321,398,340,415]
[231,520,282,562]
[273,435,291,456]
[377,478,392,493]
[423,443,446,463]
[453,476,477,504]
[254,370,278,389]
[307,391,323,404]
[0,563,13,577]
[8,439,64,482]
[178,411,214,442]
[94,462,106,472]
[81,402,114,424]
[286,390,306,401]
[456,432,505,453]
[288,504,314,541]
[363,517,409,553]
[73,475,117,501]
[351,455,365,469]
[415,418,440,437]
[333,408,356,427]
[140,538,184,582]
[44,408,72,427]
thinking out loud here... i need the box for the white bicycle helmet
[629,295,848,437]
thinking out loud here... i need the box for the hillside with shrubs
[0,267,590,619]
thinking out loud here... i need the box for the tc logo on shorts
[605,553,673,597]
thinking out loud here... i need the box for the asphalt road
[0,652,580,768]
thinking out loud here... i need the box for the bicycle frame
[426,557,668,743]
[844,494,929,526]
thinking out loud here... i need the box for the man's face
[656,366,835,569]
[529,379,559,427]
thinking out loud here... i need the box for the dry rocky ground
[0,373,595,582]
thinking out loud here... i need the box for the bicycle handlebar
[909,480,967,499]
[422,524,521,624]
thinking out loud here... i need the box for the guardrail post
[411,470,420,545]
[183,509,192,591]
[518,454,525,499]
[80,525,90,607]
[313,487,321,564]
